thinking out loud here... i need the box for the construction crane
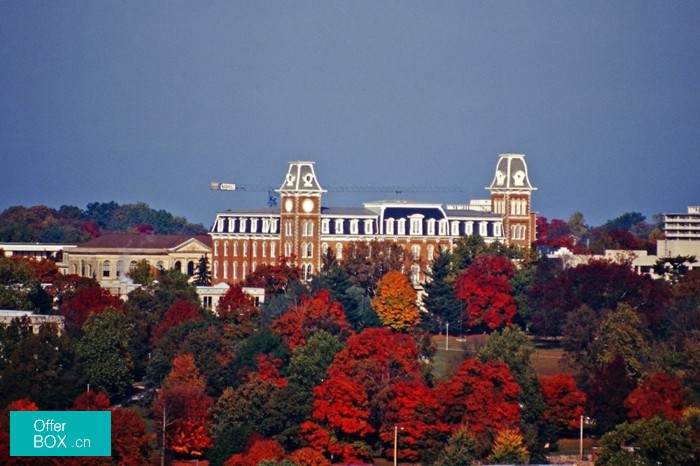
[210,181,467,207]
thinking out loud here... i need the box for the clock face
[284,199,293,213]
[302,199,314,213]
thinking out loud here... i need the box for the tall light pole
[445,322,450,350]
[393,425,403,466]
[580,414,584,461]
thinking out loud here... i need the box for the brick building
[209,154,536,285]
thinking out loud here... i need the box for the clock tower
[277,161,325,280]
[487,154,537,247]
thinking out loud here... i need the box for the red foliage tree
[243,256,301,295]
[111,407,153,465]
[327,327,422,397]
[60,286,124,331]
[271,289,353,349]
[435,358,521,453]
[11,256,60,283]
[154,355,213,459]
[624,372,685,421]
[301,373,374,463]
[151,299,202,344]
[224,438,286,466]
[72,390,111,410]
[539,374,586,430]
[376,379,448,462]
[454,255,517,330]
[0,398,39,466]
[287,447,331,466]
[216,284,259,339]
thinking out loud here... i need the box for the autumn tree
[624,372,685,421]
[487,428,529,465]
[301,373,374,463]
[127,258,158,285]
[371,270,420,331]
[225,438,286,466]
[244,257,301,297]
[76,307,134,400]
[60,285,124,334]
[539,374,586,435]
[454,254,517,330]
[376,379,447,463]
[154,353,213,462]
[271,289,352,349]
[477,326,547,460]
[339,239,405,294]
[71,390,111,410]
[435,358,521,455]
[216,283,259,339]
[0,398,40,466]
[111,407,154,466]
[587,354,637,435]
[151,298,202,344]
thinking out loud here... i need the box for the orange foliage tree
[624,372,686,421]
[111,407,153,465]
[72,390,111,410]
[224,437,286,466]
[154,353,213,460]
[271,289,353,349]
[371,270,420,332]
[539,374,586,431]
[301,373,373,463]
[454,255,517,330]
[287,446,331,466]
[435,358,521,454]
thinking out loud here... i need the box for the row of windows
[76,259,195,278]
[215,217,279,234]
[214,240,277,258]
[511,225,527,241]
[213,260,314,282]
[320,217,501,237]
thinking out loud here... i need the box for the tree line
[0,226,699,465]
[0,202,206,243]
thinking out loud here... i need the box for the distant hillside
[0,202,207,244]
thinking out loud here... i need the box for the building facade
[63,234,212,296]
[209,154,536,285]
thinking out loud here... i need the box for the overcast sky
[2,1,699,228]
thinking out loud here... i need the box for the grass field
[431,334,571,380]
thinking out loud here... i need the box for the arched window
[102,260,110,278]
[116,260,125,277]
[213,260,219,280]
[223,261,228,280]
[187,261,195,276]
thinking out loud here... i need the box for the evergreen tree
[422,249,461,332]
[193,255,212,286]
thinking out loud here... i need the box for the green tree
[287,330,344,390]
[0,322,84,409]
[477,326,547,461]
[422,249,461,332]
[127,259,157,286]
[595,417,694,466]
[596,304,652,382]
[653,255,697,285]
[193,255,211,286]
[432,427,476,466]
[568,211,588,238]
[76,308,134,400]
[0,255,37,310]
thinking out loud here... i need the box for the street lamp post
[445,322,449,350]
[393,425,403,466]
[580,414,584,461]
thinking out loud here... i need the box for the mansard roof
[488,153,536,191]
[277,161,325,194]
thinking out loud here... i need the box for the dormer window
[465,221,474,235]
[350,219,359,235]
[364,219,373,235]
[250,218,258,233]
[479,221,488,236]
[427,219,436,235]
[410,215,424,235]
[397,218,406,235]
[335,219,344,234]
[386,218,395,235]
[438,219,448,236]
[451,221,459,236]
[239,218,247,233]
[322,218,330,234]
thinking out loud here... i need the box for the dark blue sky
[2,1,699,228]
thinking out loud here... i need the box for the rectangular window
[350,219,359,234]
[322,218,330,234]
[335,219,344,234]
[364,219,373,235]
